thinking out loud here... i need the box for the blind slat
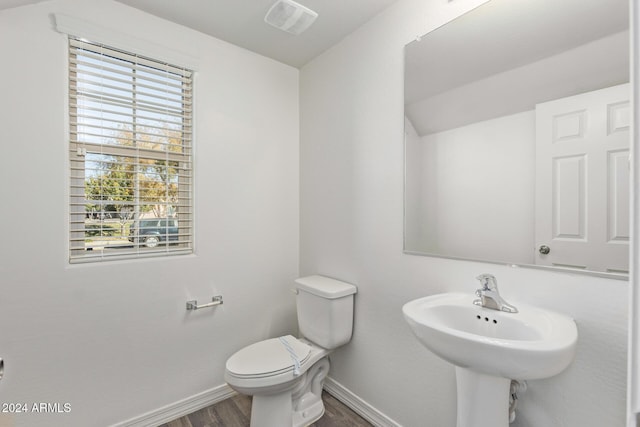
[71,124,192,145]
[70,93,191,118]
[69,61,191,91]
[69,38,192,78]
[69,79,192,106]
[69,72,192,99]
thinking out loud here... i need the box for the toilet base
[250,392,293,427]
[292,391,325,427]
[292,356,330,427]
[249,390,325,427]
[247,356,330,427]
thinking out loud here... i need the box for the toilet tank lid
[295,275,357,299]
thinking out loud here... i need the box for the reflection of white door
[535,84,630,273]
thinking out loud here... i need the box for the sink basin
[402,292,578,380]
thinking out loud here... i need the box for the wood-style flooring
[159,391,372,427]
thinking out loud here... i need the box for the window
[68,38,193,263]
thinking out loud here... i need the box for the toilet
[225,275,357,427]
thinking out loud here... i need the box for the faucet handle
[476,274,498,291]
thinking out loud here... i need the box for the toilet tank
[295,275,357,349]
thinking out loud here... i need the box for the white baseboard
[111,377,398,427]
[110,384,236,427]
[323,377,401,427]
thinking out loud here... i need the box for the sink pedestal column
[455,367,510,427]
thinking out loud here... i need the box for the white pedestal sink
[403,292,578,427]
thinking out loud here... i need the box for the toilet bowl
[225,275,357,427]
[225,335,330,426]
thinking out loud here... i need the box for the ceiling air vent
[264,0,318,35]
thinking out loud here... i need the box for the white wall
[0,1,299,426]
[404,117,436,253]
[300,0,629,426]
[408,111,535,264]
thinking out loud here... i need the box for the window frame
[68,38,194,263]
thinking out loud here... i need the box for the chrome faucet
[473,274,518,313]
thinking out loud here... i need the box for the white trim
[324,377,401,427]
[53,13,200,70]
[110,378,398,427]
[629,0,639,424]
[110,384,236,427]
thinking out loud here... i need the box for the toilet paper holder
[186,295,223,311]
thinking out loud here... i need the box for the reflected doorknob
[539,245,551,255]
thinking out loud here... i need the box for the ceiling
[115,0,403,68]
[0,0,398,68]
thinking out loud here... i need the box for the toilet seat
[226,335,311,384]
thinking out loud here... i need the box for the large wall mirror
[404,0,630,278]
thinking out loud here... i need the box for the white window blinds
[69,38,193,263]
